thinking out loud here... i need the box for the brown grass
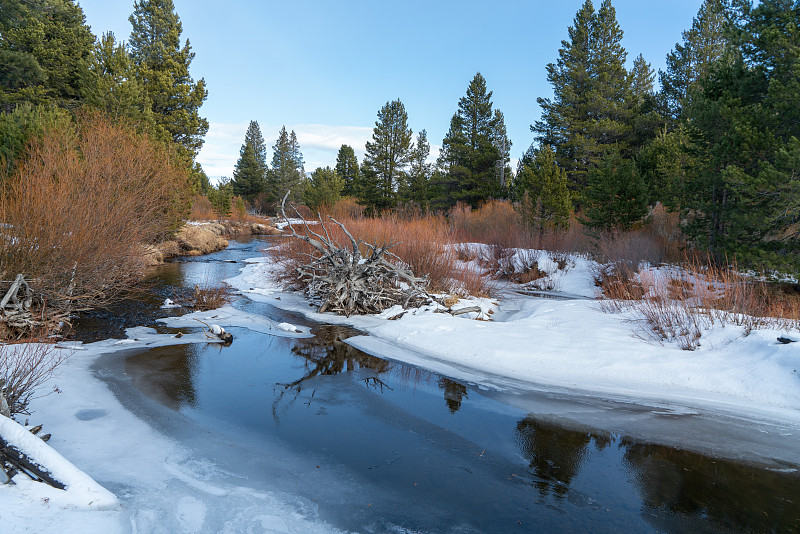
[596,256,800,350]
[192,282,235,311]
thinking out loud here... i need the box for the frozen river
[82,237,800,533]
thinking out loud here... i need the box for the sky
[77,0,704,182]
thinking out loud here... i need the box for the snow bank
[0,415,117,509]
[226,252,800,424]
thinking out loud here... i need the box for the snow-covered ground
[226,249,800,426]
[0,327,342,534]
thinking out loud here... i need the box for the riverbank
[225,250,800,428]
[145,219,281,264]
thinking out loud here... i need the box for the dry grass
[0,110,191,315]
[596,257,800,350]
[192,282,235,311]
[189,195,216,220]
[0,335,67,415]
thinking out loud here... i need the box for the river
[78,237,800,533]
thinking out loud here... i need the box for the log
[0,436,66,489]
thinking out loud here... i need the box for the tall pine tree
[533,0,638,205]
[359,98,413,213]
[267,126,305,205]
[436,73,506,209]
[659,0,736,125]
[0,0,95,111]
[232,120,268,199]
[128,0,208,159]
[86,32,159,133]
[681,0,800,269]
[335,144,360,197]
[403,129,432,209]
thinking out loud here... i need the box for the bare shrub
[597,256,800,350]
[0,110,191,316]
[324,196,364,220]
[0,336,67,415]
[193,283,235,311]
[190,195,216,220]
[450,200,533,248]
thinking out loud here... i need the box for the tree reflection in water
[621,438,800,533]
[125,343,200,410]
[515,416,611,501]
[438,378,468,413]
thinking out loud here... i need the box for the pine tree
[232,120,268,199]
[583,149,649,232]
[86,32,159,133]
[403,129,432,209]
[533,0,636,205]
[492,109,513,191]
[267,126,305,205]
[680,0,800,269]
[658,0,735,125]
[0,0,95,111]
[128,0,208,159]
[515,145,572,234]
[335,144,360,197]
[303,166,344,212]
[436,73,505,209]
[360,98,413,212]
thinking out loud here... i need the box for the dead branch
[280,192,432,316]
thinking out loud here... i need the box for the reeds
[595,257,800,350]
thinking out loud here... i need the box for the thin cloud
[197,122,441,182]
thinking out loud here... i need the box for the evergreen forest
[2,0,800,273]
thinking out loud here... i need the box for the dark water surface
[90,237,800,533]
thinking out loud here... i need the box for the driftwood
[280,192,432,316]
[0,274,69,339]
[0,433,65,489]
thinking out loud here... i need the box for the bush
[189,195,215,220]
[0,109,191,314]
[0,336,67,415]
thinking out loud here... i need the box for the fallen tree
[280,193,432,316]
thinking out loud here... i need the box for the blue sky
[78,0,703,181]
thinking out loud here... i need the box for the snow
[274,218,318,230]
[224,253,800,425]
[0,326,341,533]
[161,298,180,309]
[158,304,311,338]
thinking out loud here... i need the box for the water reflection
[438,377,469,413]
[622,438,800,532]
[515,416,610,500]
[284,325,391,389]
[125,343,199,410]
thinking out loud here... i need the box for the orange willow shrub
[189,195,216,220]
[274,211,492,297]
[0,110,191,312]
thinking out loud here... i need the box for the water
[89,237,800,533]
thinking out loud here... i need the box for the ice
[0,327,344,534]
[158,304,312,338]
